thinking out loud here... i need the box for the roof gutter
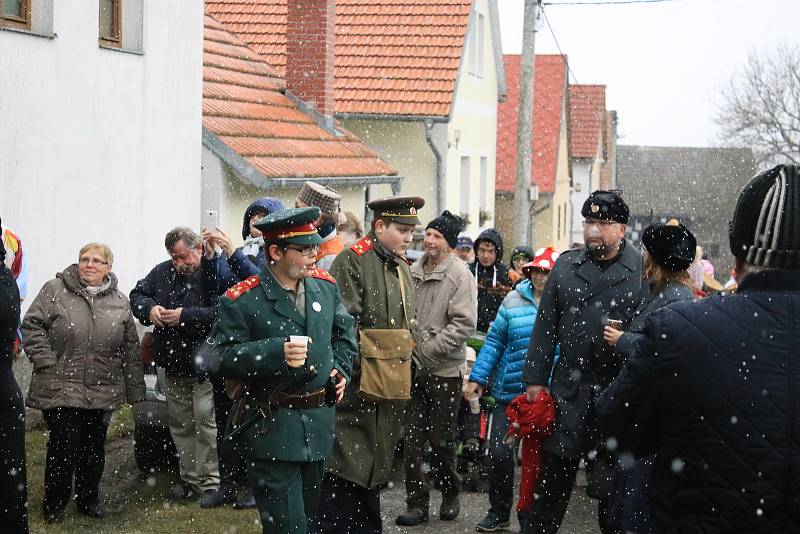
[336,112,448,123]
[425,119,446,215]
[202,127,401,191]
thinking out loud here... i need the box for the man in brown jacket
[397,211,478,526]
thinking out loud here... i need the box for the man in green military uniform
[213,207,357,534]
[315,196,424,534]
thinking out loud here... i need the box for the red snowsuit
[505,390,556,513]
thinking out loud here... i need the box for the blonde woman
[22,243,145,523]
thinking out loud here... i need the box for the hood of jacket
[58,264,119,296]
[242,197,285,240]
[474,228,504,265]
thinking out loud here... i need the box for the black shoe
[233,490,256,510]
[77,502,107,518]
[395,507,429,526]
[440,494,460,521]
[476,514,511,532]
[198,486,237,509]
[44,509,65,524]
[172,483,199,500]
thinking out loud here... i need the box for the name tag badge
[312,302,322,312]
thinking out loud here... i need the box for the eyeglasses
[79,257,109,266]
[285,245,320,258]
[582,219,618,228]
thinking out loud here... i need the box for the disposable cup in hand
[289,335,310,348]
[468,395,481,415]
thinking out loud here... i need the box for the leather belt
[252,387,326,410]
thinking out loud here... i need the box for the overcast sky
[497,0,800,148]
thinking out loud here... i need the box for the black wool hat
[426,210,465,249]
[730,164,800,269]
[642,223,697,272]
[581,190,630,224]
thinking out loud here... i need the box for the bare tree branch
[714,44,800,167]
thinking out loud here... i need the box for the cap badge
[590,204,600,213]
[410,207,417,215]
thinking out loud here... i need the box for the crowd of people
[0,164,798,534]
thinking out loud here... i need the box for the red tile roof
[205,0,473,117]
[496,55,568,194]
[569,84,606,159]
[203,15,396,178]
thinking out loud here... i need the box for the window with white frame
[468,12,485,77]
[460,156,471,221]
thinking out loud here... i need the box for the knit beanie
[729,164,800,269]
[426,210,465,249]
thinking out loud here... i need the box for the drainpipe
[425,119,445,214]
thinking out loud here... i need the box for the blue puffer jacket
[470,280,559,404]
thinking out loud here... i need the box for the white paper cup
[468,395,481,415]
[289,335,310,348]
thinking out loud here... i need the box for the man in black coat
[130,227,220,501]
[523,191,643,534]
[596,164,800,534]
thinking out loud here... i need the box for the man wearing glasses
[522,190,644,534]
[213,207,356,534]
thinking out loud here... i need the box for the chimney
[285,0,335,124]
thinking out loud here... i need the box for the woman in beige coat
[22,243,145,523]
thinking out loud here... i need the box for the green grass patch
[25,422,262,533]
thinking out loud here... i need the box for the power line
[544,0,683,5]
[540,6,582,86]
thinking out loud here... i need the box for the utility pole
[512,0,540,248]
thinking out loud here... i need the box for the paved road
[381,468,601,534]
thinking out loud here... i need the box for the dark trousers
[486,402,515,522]
[248,459,323,534]
[314,473,382,534]
[41,407,110,514]
[211,376,247,489]
[0,375,28,533]
[404,372,462,510]
[524,451,580,534]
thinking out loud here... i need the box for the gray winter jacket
[22,265,145,410]
[410,251,478,378]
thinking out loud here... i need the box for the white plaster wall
[570,160,593,244]
[341,119,437,222]
[0,0,204,302]
[446,0,499,234]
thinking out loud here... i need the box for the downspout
[425,119,445,214]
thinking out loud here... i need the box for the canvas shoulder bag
[358,268,413,402]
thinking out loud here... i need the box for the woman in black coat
[598,222,697,534]
[0,221,28,533]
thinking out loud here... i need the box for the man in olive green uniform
[315,196,424,534]
[213,207,357,534]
